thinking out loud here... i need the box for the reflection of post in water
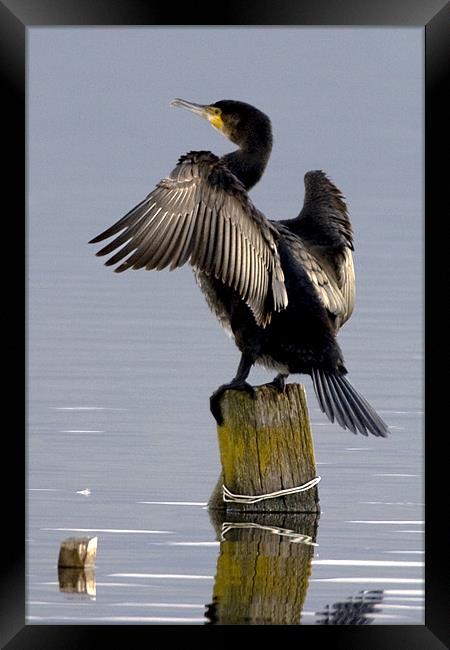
[206,510,319,625]
[315,589,384,625]
[58,567,96,599]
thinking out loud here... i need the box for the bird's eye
[211,107,221,116]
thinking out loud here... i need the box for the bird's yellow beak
[171,98,225,133]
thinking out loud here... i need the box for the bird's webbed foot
[266,373,288,393]
[210,380,255,426]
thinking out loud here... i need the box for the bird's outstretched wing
[89,151,288,327]
[298,170,353,249]
[273,224,349,325]
[278,170,355,328]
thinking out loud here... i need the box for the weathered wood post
[58,536,98,568]
[209,383,320,513]
[206,510,319,625]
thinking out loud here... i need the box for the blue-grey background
[28,27,423,624]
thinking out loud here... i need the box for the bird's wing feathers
[90,151,288,327]
[336,247,355,325]
[297,246,348,319]
[300,171,356,325]
[299,170,353,250]
[302,242,355,328]
[278,225,348,321]
[277,170,355,327]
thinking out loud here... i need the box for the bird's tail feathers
[311,367,388,437]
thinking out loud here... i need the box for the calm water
[27,28,423,624]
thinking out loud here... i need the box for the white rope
[222,476,321,504]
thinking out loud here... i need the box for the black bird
[89,98,388,437]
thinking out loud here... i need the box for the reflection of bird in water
[90,98,388,437]
[315,589,384,625]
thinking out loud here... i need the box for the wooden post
[208,383,320,513]
[58,536,98,568]
[206,510,319,625]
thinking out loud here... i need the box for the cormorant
[89,98,388,437]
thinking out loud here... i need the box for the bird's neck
[221,141,272,191]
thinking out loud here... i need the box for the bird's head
[171,98,272,152]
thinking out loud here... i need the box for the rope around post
[222,476,321,504]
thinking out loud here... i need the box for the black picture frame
[3,0,448,646]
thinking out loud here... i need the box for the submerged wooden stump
[58,536,98,569]
[209,383,320,513]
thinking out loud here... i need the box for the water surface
[27,27,423,625]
